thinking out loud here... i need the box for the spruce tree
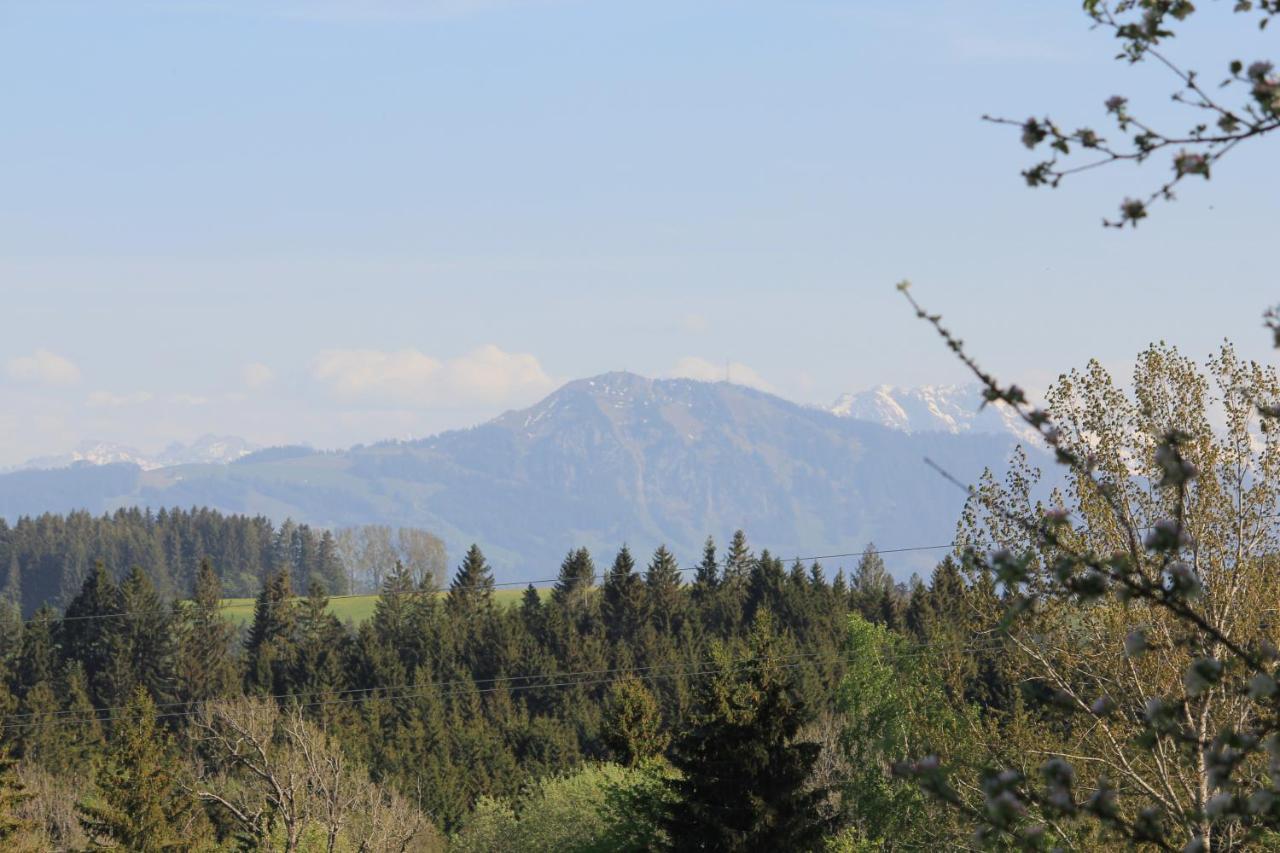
[294,580,347,714]
[177,558,237,704]
[851,542,893,620]
[746,550,787,624]
[315,529,348,595]
[244,567,296,695]
[691,536,719,607]
[371,560,424,673]
[78,687,200,851]
[59,561,120,707]
[447,544,495,620]
[663,613,828,851]
[645,545,684,633]
[723,529,753,583]
[551,547,595,611]
[59,662,104,776]
[110,566,177,705]
[602,545,645,643]
[604,673,669,766]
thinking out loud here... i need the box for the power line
[0,636,1011,732]
[15,540,960,628]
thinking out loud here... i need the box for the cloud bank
[668,356,775,393]
[312,345,556,407]
[5,350,82,386]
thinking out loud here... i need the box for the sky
[2,0,1276,466]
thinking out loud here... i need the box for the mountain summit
[0,373,1028,580]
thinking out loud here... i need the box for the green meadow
[218,587,537,626]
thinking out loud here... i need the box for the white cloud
[242,362,275,390]
[5,349,82,386]
[87,390,154,408]
[668,357,775,393]
[312,345,556,407]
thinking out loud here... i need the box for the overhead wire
[0,635,1012,732]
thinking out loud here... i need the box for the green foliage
[663,612,830,852]
[603,674,668,766]
[451,763,667,853]
[78,687,205,851]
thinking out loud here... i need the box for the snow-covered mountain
[829,383,1040,444]
[16,435,256,472]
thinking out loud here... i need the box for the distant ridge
[0,373,1034,581]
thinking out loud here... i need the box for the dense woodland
[0,509,447,609]
[0,509,1009,850]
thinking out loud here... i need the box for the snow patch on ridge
[829,384,1040,444]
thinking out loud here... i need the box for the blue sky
[2,0,1276,465]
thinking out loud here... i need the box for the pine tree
[663,613,828,851]
[78,687,200,851]
[177,558,237,704]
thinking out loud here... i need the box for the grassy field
[219,587,536,626]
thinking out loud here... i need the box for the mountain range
[0,375,1035,581]
[10,435,257,472]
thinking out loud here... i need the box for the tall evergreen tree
[177,558,237,704]
[58,662,104,777]
[602,546,645,643]
[691,536,719,607]
[723,530,753,583]
[447,544,495,620]
[551,547,595,611]
[293,581,347,712]
[663,613,828,851]
[59,561,120,707]
[78,687,202,851]
[645,545,684,634]
[244,567,296,695]
[315,529,348,596]
[109,566,177,705]
[851,542,893,620]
